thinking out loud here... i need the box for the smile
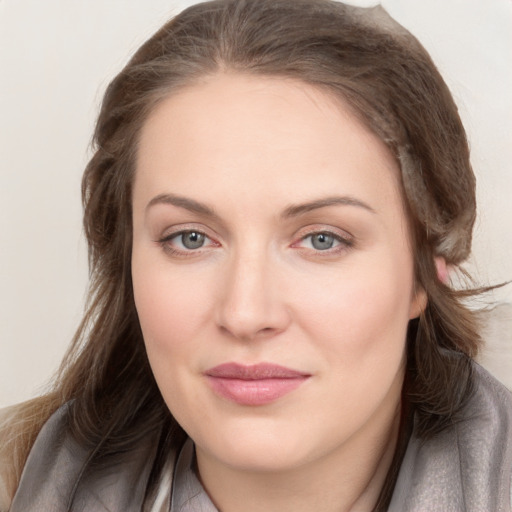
[205,363,311,406]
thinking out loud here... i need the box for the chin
[194,417,322,473]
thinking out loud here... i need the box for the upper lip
[205,362,310,380]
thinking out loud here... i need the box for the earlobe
[409,286,427,319]
[409,256,450,319]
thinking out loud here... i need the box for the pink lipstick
[205,363,310,406]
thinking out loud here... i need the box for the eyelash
[156,227,354,258]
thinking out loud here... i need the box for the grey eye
[181,231,206,249]
[310,233,335,250]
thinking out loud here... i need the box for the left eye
[169,230,208,250]
[298,232,348,251]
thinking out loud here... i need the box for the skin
[131,73,426,512]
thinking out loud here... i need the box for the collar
[170,438,218,512]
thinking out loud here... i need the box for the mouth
[204,362,311,406]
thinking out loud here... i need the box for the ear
[434,256,450,284]
[409,284,427,319]
[409,256,450,319]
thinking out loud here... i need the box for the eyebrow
[146,193,218,218]
[282,196,376,218]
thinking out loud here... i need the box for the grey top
[8,362,512,511]
[170,439,217,512]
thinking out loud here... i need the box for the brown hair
[6,0,482,506]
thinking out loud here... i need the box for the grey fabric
[9,405,160,512]
[389,363,512,511]
[8,362,512,511]
[145,446,176,512]
[170,439,217,512]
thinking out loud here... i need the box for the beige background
[1,0,511,407]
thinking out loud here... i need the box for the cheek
[292,251,414,361]
[131,252,214,362]
[131,257,215,422]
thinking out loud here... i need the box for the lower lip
[206,376,308,406]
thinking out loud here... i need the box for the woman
[1,0,511,510]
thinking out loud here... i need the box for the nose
[215,249,291,341]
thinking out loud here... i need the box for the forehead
[134,73,403,216]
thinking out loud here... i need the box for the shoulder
[391,361,512,511]
[0,403,30,512]
[463,361,512,451]
[450,363,512,509]
[0,395,63,512]
[8,402,176,511]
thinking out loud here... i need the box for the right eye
[171,230,207,250]
[158,229,218,256]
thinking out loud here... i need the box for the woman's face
[132,73,425,474]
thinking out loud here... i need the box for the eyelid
[157,219,213,235]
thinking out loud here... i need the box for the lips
[205,363,310,406]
